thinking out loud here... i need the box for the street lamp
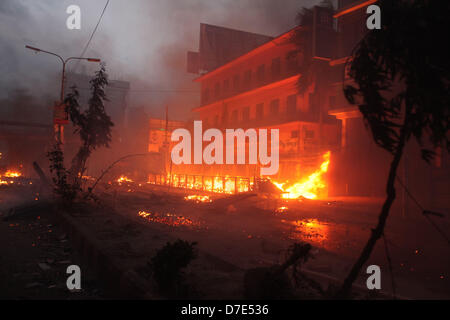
[25,45,101,143]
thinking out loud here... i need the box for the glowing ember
[117,175,133,184]
[275,206,289,213]
[138,210,203,228]
[288,218,329,243]
[274,151,330,200]
[184,195,212,203]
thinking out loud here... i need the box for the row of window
[202,53,300,105]
[207,94,298,126]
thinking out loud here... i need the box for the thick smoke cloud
[0,0,326,120]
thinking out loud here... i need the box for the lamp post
[25,45,100,144]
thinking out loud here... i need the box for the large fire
[145,151,330,200]
[3,170,22,178]
[273,151,330,200]
[0,170,22,185]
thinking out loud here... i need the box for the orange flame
[3,170,21,178]
[117,175,133,184]
[184,195,212,203]
[274,151,330,200]
[0,169,22,185]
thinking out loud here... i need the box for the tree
[47,63,114,204]
[338,0,449,298]
[65,63,114,190]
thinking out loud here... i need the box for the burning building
[156,7,340,198]
[146,0,449,209]
[190,18,339,180]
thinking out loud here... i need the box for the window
[309,93,315,111]
[305,129,315,139]
[223,79,230,95]
[231,110,238,123]
[286,52,298,74]
[221,103,229,124]
[287,94,297,114]
[329,95,336,108]
[291,130,299,138]
[320,12,332,27]
[244,70,252,89]
[233,74,240,92]
[242,107,250,121]
[257,65,265,83]
[202,88,210,104]
[271,57,281,79]
[270,99,279,115]
[256,103,264,120]
[214,82,221,99]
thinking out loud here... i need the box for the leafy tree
[47,63,114,204]
[338,0,449,298]
[64,63,114,190]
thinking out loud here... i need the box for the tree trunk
[69,144,90,186]
[336,125,408,299]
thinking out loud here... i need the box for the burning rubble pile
[0,169,33,186]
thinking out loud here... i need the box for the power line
[74,86,199,94]
[73,0,110,71]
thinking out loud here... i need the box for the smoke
[0,0,327,120]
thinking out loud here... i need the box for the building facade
[188,8,339,181]
[173,0,449,209]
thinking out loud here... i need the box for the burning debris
[273,151,331,200]
[287,219,329,245]
[0,169,33,186]
[116,175,133,185]
[184,195,212,203]
[1,169,22,185]
[3,170,22,178]
[275,206,289,214]
[138,210,204,229]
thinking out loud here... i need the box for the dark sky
[0,0,328,120]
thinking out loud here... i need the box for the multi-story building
[187,10,340,181]
[174,0,448,209]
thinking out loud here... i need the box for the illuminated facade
[189,9,340,181]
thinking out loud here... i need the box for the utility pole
[25,45,100,144]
